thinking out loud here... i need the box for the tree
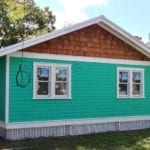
[0,0,55,48]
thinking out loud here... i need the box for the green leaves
[6,0,25,21]
[0,0,55,48]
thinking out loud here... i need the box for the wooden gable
[24,24,150,61]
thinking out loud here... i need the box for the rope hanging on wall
[16,65,31,88]
[16,49,31,88]
[15,0,31,88]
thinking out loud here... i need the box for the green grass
[1,129,150,150]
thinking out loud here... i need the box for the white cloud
[59,0,108,9]
[54,0,108,28]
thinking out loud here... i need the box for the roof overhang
[0,15,150,57]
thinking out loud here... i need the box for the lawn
[0,129,150,150]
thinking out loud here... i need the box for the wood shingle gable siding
[25,24,150,61]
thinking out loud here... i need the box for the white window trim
[33,62,72,99]
[117,67,144,99]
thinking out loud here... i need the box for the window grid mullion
[37,81,49,83]
[55,81,67,83]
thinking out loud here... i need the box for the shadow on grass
[0,129,150,150]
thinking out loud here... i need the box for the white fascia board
[99,17,150,57]
[0,16,104,57]
[0,15,150,58]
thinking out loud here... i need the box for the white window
[33,63,71,99]
[117,67,144,98]
[36,66,51,96]
[119,70,129,96]
[55,67,69,96]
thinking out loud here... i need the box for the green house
[1,16,150,140]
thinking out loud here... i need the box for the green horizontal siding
[9,57,150,122]
[0,56,6,122]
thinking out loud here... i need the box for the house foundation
[0,119,150,140]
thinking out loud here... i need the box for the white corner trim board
[5,55,10,124]
[3,115,150,129]
[9,52,150,66]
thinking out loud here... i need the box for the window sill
[117,96,145,99]
[32,97,72,100]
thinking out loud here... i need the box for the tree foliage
[0,0,55,47]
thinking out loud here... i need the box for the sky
[35,0,150,43]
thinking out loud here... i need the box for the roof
[146,41,150,47]
[0,15,150,57]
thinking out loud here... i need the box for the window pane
[55,82,67,95]
[37,67,49,81]
[37,82,48,95]
[56,68,68,81]
[133,72,141,83]
[119,84,128,96]
[133,84,141,95]
[119,71,128,83]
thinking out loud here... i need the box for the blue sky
[35,0,150,42]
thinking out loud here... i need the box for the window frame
[117,67,144,99]
[33,63,71,99]
[36,66,51,97]
[54,66,70,98]
[118,70,130,97]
